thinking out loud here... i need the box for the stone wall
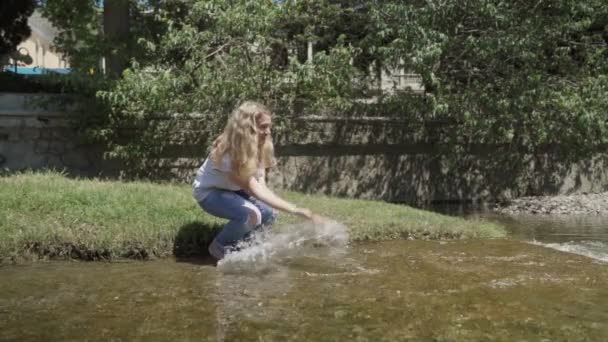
[267,116,608,204]
[0,93,118,177]
[2,92,608,204]
[269,152,608,204]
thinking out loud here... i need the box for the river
[1,212,607,341]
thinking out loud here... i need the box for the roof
[27,10,60,46]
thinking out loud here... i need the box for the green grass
[0,172,505,262]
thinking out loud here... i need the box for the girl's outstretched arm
[230,173,316,221]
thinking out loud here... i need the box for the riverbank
[495,192,608,216]
[0,172,505,262]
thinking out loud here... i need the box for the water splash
[217,221,350,273]
[530,240,608,263]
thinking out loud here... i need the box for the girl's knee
[246,199,276,227]
[246,210,261,227]
[242,201,262,227]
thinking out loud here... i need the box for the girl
[193,101,322,260]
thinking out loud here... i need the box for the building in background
[4,10,70,75]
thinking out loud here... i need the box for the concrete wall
[2,92,608,204]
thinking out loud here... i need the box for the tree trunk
[103,0,129,78]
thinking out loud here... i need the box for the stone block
[0,93,26,111]
[38,129,52,139]
[48,141,67,154]
[46,155,65,169]
[0,118,25,129]
[7,128,23,142]
[0,141,46,169]
[20,128,41,140]
[34,139,50,154]
[62,150,92,170]
[44,118,70,128]
[51,128,72,140]
[0,93,72,114]
[22,117,46,128]
[0,128,15,142]
[23,116,68,128]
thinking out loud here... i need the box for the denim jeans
[198,189,277,259]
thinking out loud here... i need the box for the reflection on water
[1,236,608,341]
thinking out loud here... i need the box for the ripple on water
[302,265,381,278]
[486,273,577,289]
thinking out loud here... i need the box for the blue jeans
[198,190,277,259]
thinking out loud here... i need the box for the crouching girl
[193,101,321,260]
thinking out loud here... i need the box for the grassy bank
[0,172,505,262]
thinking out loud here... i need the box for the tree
[38,0,106,73]
[35,0,608,176]
[103,0,131,77]
[39,0,144,77]
[369,0,608,155]
[0,0,36,58]
[91,0,363,174]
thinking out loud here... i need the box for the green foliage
[41,0,608,172]
[95,0,365,172]
[0,0,35,58]
[38,0,105,73]
[371,0,608,156]
[38,0,161,74]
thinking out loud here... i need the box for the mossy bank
[0,172,505,262]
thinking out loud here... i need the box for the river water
[1,213,607,341]
[433,205,608,264]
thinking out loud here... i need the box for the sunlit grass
[0,171,505,262]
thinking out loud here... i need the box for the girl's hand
[292,207,313,220]
[293,208,328,224]
[310,213,328,224]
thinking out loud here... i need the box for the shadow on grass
[173,221,223,266]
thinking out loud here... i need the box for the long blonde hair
[211,101,277,177]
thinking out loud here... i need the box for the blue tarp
[2,66,71,75]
